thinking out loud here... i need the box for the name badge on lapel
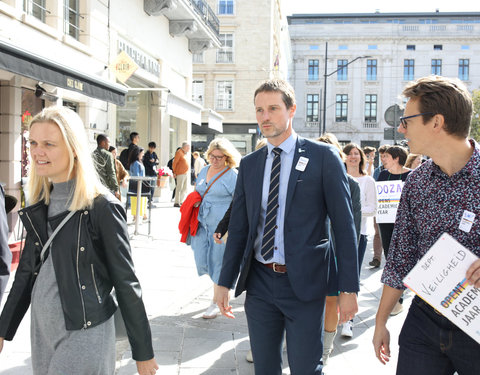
[295,156,309,172]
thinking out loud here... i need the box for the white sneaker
[246,350,253,363]
[390,301,404,316]
[202,303,220,319]
[341,320,353,338]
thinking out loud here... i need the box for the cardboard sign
[403,233,480,344]
[375,180,404,224]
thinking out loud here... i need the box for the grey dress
[30,180,115,375]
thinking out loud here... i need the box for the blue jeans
[397,296,480,375]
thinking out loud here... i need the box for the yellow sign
[109,51,139,83]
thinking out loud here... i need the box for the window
[406,45,416,51]
[306,94,319,122]
[218,0,234,15]
[434,45,443,50]
[335,94,348,122]
[217,33,234,63]
[367,59,377,81]
[192,80,204,106]
[404,59,414,81]
[309,45,319,50]
[64,0,81,39]
[364,95,377,122]
[459,59,469,81]
[431,59,442,75]
[339,45,348,50]
[461,45,470,50]
[24,0,47,22]
[215,81,233,110]
[337,59,348,81]
[192,51,204,64]
[368,45,378,50]
[308,59,319,80]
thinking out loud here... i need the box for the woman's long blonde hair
[27,106,107,210]
[205,138,242,168]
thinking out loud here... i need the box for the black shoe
[174,203,180,207]
[369,258,381,268]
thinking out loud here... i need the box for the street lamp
[320,42,371,135]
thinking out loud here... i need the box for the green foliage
[471,90,480,142]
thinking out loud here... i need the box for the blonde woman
[190,138,240,319]
[0,106,158,375]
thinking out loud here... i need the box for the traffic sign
[384,128,405,141]
[384,104,404,127]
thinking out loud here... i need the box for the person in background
[342,143,377,338]
[193,151,206,181]
[168,148,180,201]
[119,132,139,170]
[317,134,362,364]
[373,145,389,181]
[363,146,376,177]
[0,185,12,305]
[369,144,390,268]
[373,76,480,375]
[172,142,190,207]
[376,145,411,316]
[404,153,424,169]
[143,142,159,208]
[108,146,129,201]
[92,134,120,199]
[128,147,148,223]
[190,138,240,319]
[0,106,158,375]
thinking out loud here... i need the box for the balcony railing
[363,121,379,129]
[190,0,220,37]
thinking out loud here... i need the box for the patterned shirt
[382,140,480,289]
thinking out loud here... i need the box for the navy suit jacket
[218,136,359,302]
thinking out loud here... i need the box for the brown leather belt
[262,262,287,273]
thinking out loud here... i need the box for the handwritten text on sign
[375,180,404,224]
[404,233,480,344]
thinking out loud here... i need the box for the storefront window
[116,89,150,148]
[21,89,44,178]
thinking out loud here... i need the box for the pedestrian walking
[92,134,119,199]
[189,138,240,319]
[215,79,359,374]
[373,76,480,375]
[0,106,158,375]
[172,142,190,207]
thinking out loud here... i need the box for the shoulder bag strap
[201,167,230,200]
[40,210,76,263]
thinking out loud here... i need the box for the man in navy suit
[215,79,359,374]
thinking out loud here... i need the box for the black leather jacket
[0,194,154,361]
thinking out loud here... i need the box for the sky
[283,0,480,16]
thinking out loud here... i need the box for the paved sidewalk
[0,193,410,374]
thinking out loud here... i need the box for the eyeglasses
[399,112,434,129]
[209,154,225,161]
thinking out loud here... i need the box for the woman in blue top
[190,138,241,319]
[128,147,148,222]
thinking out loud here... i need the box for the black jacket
[0,194,154,361]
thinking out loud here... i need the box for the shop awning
[166,93,202,125]
[205,109,223,133]
[0,40,127,106]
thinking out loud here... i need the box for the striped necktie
[261,147,282,261]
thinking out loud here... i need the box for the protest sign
[375,180,404,224]
[403,233,480,344]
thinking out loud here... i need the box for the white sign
[375,180,404,224]
[403,233,480,344]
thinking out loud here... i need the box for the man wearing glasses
[373,76,480,374]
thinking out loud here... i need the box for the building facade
[192,0,291,155]
[288,12,480,150]
[0,0,220,233]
